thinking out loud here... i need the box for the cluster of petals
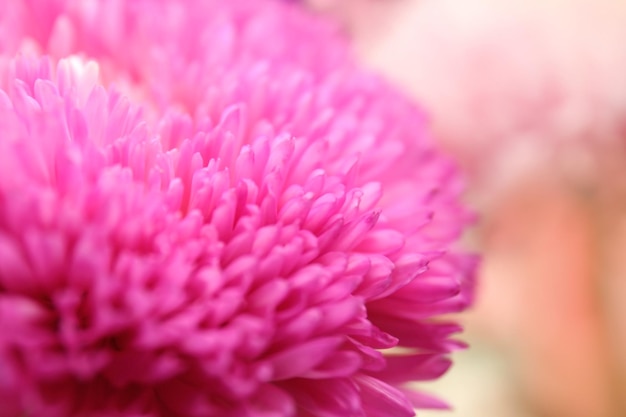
[0,1,476,416]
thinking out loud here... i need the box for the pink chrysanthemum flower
[0,1,476,416]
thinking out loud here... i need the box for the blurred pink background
[306,1,626,416]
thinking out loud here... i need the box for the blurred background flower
[304,0,626,416]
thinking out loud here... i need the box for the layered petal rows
[0,1,476,416]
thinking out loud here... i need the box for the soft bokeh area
[306,0,626,416]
